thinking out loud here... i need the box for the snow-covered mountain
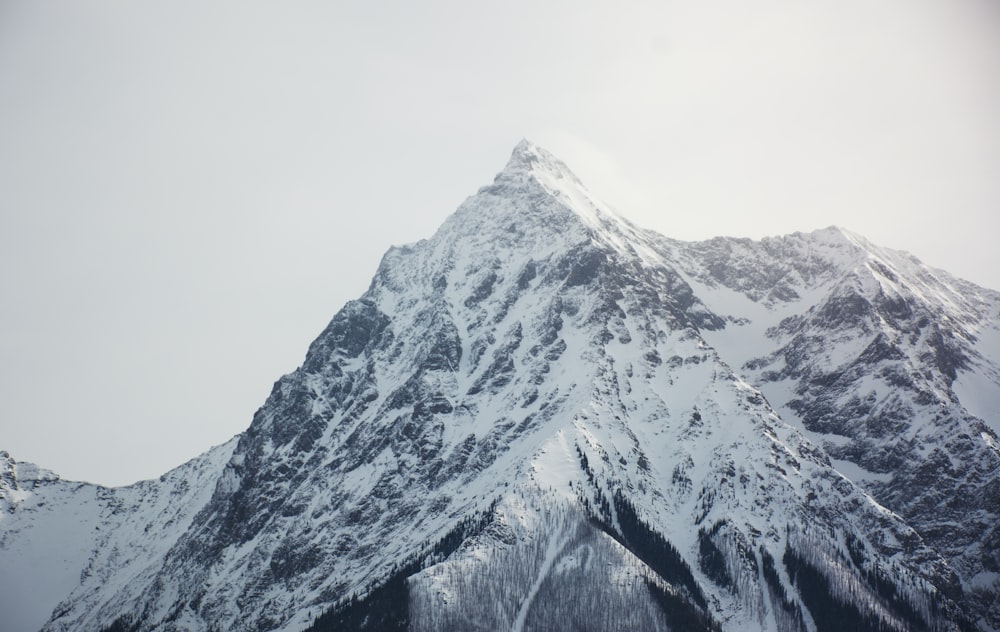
[2,141,997,632]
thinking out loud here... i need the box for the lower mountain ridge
[2,141,997,632]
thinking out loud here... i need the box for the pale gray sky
[2,0,998,486]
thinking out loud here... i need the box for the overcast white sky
[2,0,998,486]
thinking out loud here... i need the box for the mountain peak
[5,142,996,632]
[807,225,871,248]
[802,225,927,278]
[476,139,647,256]
[497,138,585,187]
[419,140,641,268]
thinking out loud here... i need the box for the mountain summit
[2,142,998,632]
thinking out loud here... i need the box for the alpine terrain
[2,141,998,632]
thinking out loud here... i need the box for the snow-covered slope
[661,225,1000,626]
[1,455,104,632]
[0,441,237,632]
[1,141,996,631]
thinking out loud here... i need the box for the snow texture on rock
[1,141,996,632]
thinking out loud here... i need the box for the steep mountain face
[1,141,997,632]
[665,230,1000,626]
